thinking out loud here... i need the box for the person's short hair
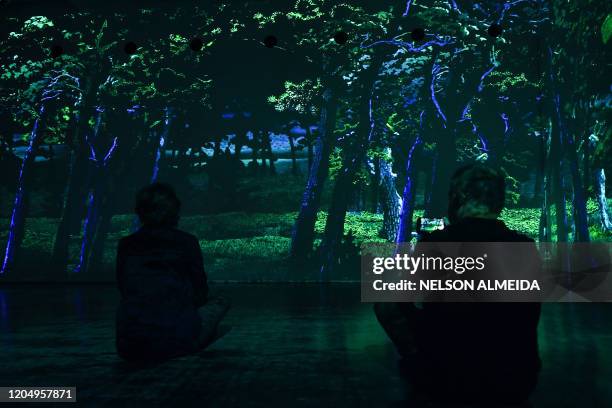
[448,164,505,223]
[135,182,181,228]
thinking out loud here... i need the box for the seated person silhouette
[374,164,541,405]
[115,182,230,362]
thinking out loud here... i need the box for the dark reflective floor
[0,284,610,407]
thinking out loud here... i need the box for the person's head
[135,182,181,228]
[447,164,505,224]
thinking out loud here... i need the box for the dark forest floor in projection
[0,284,611,407]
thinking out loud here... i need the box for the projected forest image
[0,0,611,282]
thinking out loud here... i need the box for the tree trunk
[265,132,276,175]
[88,128,141,274]
[290,87,338,260]
[74,124,116,274]
[532,132,546,207]
[582,133,592,194]
[51,138,90,273]
[594,169,612,230]
[551,146,568,242]
[288,135,298,176]
[1,104,47,274]
[235,132,246,162]
[566,130,589,242]
[379,153,403,242]
[250,131,259,176]
[539,166,552,242]
[370,153,380,213]
[396,138,421,243]
[537,114,552,242]
[320,90,380,278]
[551,151,568,242]
[546,44,568,242]
[52,72,109,273]
[213,134,223,158]
[307,128,314,176]
[426,126,456,218]
[75,167,107,274]
[151,107,173,183]
[423,154,434,215]
[87,200,113,275]
[318,45,392,278]
[318,152,360,280]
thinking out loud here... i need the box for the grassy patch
[200,236,291,260]
[109,212,297,241]
[500,207,540,240]
[2,202,611,281]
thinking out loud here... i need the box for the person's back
[116,226,207,361]
[415,217,541,403]
[115,183,227,362]
[375,164,541,405]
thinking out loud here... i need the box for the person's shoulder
[170,230,202,258]
[118,232,138,247]
[419,228,453,242]
[171,228,197,239]
[170,228,200,245]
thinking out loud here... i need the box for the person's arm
[190,236,209,307]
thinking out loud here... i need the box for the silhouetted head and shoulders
[119,182,199,251]
[421,164,533,243]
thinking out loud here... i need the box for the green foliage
[590,224,612,242]
[455,136,486,163]
[314,211,387,244]
[487,71,536,94]
[253,11,284,28]
[592,125,612,170]
[327,147,343,180]
[385,112,404,135]
[503,169,522,207]
[367,146,391,162]
[200,236,290,261]
[500,208,540,241]
[0,60,44,80]
[267,79,322,116]
[286,0,325,23]
[23,16,54,32]
[603,14,612,44]
[586,197,599,214]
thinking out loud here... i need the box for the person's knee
[208,294,231,310]
[373,302,382,315]
[373,302,403,324]
[199,295,231,326]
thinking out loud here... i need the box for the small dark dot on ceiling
[49,44,64,58]
[190,37,204,52]
[124,41,138,55]
[263,35,278,48]
[411,27,426,41]
[333,31,349,45]
[488,23,503,38]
